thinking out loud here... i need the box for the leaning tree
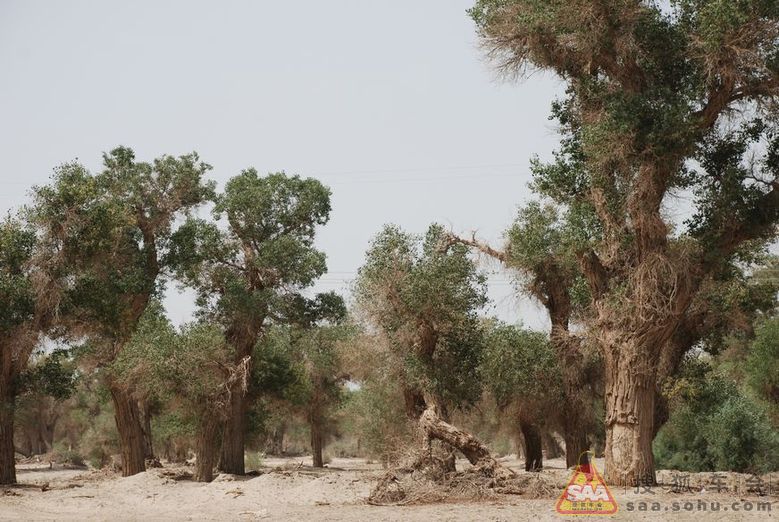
[31,147,213,476]
[356,224,513,478]
[471,0,779,485]
[168,170,331,475]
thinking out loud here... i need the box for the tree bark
[108,384,146,477]
[402,387,427,420]
[195,417,220,482]
[140,401,155,461]
[603,344,656,487]
[218,390,246,475]
[563,430,589,469]
[519,418,543,471]
[311,420,324,468]
[0,373,16,485]
[419,407,514,481]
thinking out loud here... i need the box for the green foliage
[747,316,779,418]
[18,349,77,401]
[0,216,36,332]
[655,357,779,473]
[481,322,561,408]
[356,223,487,409]
[168,170,331,330]
[31,147,214,343]
[343,382,415,463]
[469,0,779,272]
[115,303,238,419]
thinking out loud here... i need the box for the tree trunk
[195,417,220,482]
[419,407,514,481]
[543,431,563,459]
[402,387,427,420]
[311,420,324,468]
[218,390,246,475]
[0,374,16,485]
[519,418,542,471]
[603,345,656,487]
[268,422,285,455]
[563,430,589,469]
[140,401,155,461]
[108,384,146,477]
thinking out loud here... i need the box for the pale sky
[0,0,564,330]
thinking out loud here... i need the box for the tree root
[368,407,527,505]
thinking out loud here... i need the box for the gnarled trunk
[219,390,246,475]
[603,343,656,487]
[108,384,146,477]
[0,373,16,485]
[195,416,221,482]
[519,418,542,471]
[402,387,427,420]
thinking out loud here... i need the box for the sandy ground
[2,456,776,521]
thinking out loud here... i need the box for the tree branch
[441,232,507,263]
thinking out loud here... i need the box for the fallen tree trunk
[418,407,515,482]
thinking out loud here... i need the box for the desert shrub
[655,359,779,473]
[747,317,779,423]
[346,383,415,465]
[53,446,85,467]
[245,451,264,472]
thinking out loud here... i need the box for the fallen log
[418,407,515,482]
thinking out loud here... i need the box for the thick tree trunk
[402,387,427,420]
[219,391,246,475]
[0,375,16,485]
[108,384,146,477]
[603,345,656,487]
[563,430,589,469]
[519,418,542,471]
[311,420,324,468]
[195,417,220,482]
[419,407,514,481]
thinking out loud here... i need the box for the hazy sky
[0,0,564,330]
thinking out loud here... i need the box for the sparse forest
[2,1,779,520]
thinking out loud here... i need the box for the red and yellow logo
[555,453,618,516]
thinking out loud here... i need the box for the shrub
[655,361,779,473]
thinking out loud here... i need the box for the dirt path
[1,457,775,521]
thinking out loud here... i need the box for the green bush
[655,363,779,473]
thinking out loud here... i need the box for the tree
[482,322,563,471]
[168,170,331,474]
[471,0,779,485]
[14,349,77,457]
[265,320,351,468]
[115,304,249,482]
[446,201,600,468]
[31,147,214,476]
[0,216,54,484]
[356,224,511,477]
